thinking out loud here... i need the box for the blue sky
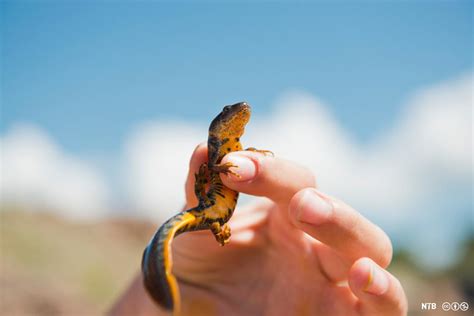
[2,1,472,155]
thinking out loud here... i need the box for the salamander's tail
[141,211,196,313]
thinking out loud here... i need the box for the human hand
[168,143,407,316]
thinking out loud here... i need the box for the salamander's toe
[245,147,274,157]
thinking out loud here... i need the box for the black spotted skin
[141,102,255,314]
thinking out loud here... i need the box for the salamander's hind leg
[245,147,274,157]
[210,222,231,246]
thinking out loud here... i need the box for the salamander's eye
[223,105,231,112]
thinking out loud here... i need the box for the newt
[141,102,270,315]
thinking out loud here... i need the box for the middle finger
[288,188,393,268]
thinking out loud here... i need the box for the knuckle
[376,230,393,268]
[301,165,317,188]
[393,278,408,315]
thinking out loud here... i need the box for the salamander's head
[209,102,251,137]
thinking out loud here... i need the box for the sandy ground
[1,211,156,315]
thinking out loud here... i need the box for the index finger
[184,143,208,208]
[220,151,317,206]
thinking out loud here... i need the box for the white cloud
[123,121,204,220]
[0,124,110,219]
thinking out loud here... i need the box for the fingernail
[363,259,389,295]
[225,154,257,181]
[296,189,333,225]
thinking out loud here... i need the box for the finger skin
[220,151,316,206]
[288,188,393,268]
[184,143,208,208]
[349,258,408,316]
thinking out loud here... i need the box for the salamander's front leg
[245,147,274,156]
[210,162,240,178]
[210,222,231,246]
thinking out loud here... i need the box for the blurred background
[1,2,472,315]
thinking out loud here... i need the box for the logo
[440,301,469,312]
[460,302,469,311]
[441,302,451,311]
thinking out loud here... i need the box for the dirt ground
[1,211,156,315]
